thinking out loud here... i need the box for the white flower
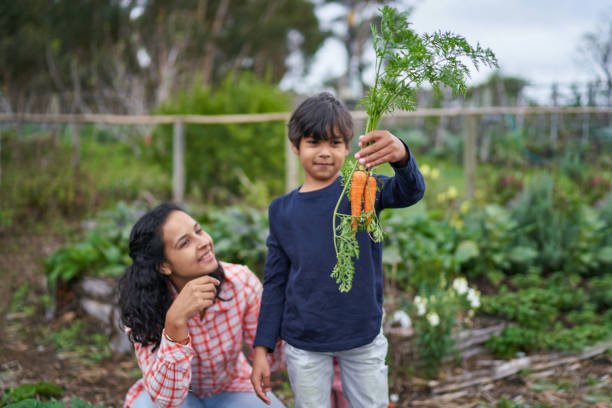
[391,310,412,329]
[414,296,427,316]
[390,394,399,403]
[452,277,469,295]
[426,312,440,327]
[467,288,481,308]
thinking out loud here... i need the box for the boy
[251,92,425,407]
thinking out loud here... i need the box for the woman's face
[160,210,218,288]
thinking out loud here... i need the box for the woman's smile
[198,249,215,264]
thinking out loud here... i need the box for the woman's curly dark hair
[118,202,225,350]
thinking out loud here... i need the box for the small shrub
[154,73,291,204]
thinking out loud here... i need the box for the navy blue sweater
[254,156,425,352]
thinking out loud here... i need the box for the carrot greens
[331,5,498,292]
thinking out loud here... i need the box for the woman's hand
[164,275,220,341]
[355,130,409,168]
[251,346,272,405]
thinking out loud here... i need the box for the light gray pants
[284,332,389,408]
[131,390,285,408]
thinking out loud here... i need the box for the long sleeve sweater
[254,155,425,352]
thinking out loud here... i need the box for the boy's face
[292,134,349,187]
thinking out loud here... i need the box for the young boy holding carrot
[251,92,425,408]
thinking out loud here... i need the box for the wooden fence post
[173,121,185,204]
[71,124,81,169]
[582,112,590,143]
[464,115,478,200]
[550,111,559,151]
[285,133,299,193]
[71,124,81,201]
[0,131,2,188]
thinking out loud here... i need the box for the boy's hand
[251,346,272,405]
[355,130,408,168]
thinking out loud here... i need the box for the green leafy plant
[47,320,112,362]
[154,72,291,203]
[589,274,612,310]
[1,398,104,408]
[511,173,610,276]
[0,382,63,406]
[482,279,610,358]
[331,5,497,292]
[563,207,612,277]
[44,202,146,288]
[494,396,552,408]
[383,210,460,292]
[461,204,537,284]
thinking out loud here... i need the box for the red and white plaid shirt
[124,262,283,408]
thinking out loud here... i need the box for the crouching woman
[118,202,285,408]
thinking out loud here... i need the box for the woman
[118,202,285,407]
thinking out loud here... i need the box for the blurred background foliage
[0,0,325,113]
[153,72,291,204]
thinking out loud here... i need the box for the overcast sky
[281,0,610,102]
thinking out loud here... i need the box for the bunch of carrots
[330,160,384,293]
[350,167,377,231]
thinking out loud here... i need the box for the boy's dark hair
[288,92,353,148]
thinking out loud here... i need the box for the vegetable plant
[331,6,498,292]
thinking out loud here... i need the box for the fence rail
[1,106,611,202]
[1,106,611,125]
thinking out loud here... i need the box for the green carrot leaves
[331,5,498,292]
[362,6,498,133]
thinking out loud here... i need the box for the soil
[1,231,610,407]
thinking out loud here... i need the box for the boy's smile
[292,136,349,191]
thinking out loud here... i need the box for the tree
[0,1,50,112]
[0,0,135,113]
[467,72,530,107]
[0,0,326,113]
[578,7,612,106]
[134,0,325,104]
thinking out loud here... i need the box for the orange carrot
[350,170,367,230]
[363,175,376,227]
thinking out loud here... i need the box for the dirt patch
[391,354,611,407]
[0,233,59,318]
